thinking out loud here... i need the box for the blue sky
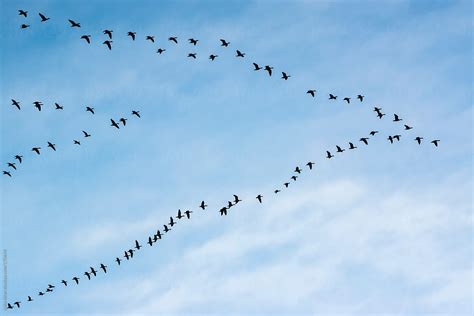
[0,0,472,315]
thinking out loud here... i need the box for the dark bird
[39,13,50,22]
[307,90,316,97]
[199,200,207,210]
[336,145,345,153]
[31,147,41,155]
[281,72,290,80]
[18,10,28,17]
[369,130,379,136]
[189,38,198,45]
[253,63,262,71]
[284,182,290,188]
[219,207,227,216]
[256,194,263,203]
[84,272,91,280]
[3,171,12,177]
[38,292,44,296]
[73,140,81,145]
[82,130,91,137]
[7,303,13,309]
[349,142,357,149]
[27,296,33,302]
[15,155,23,163]
[80,35,91,43]
[415,136,423,145]
[393,114,402,122]
[86,106,95,114]
[176,209,184,219]
[357,95,364,102]
[153,235,158,242]
[329,94,337,100]
[274,189,281,194]
[326,151,334,159]
[393,134,401,141]
[294,166,301,174]
[156,48,166,54]
[127,31,136,40]
[103,40,113,50]
[360,137,369,145]
[148,236,153,246]
[68,19,81,27]
[377,112,385,119]
[264,65,273,76]
[155,230,162,239]
[103,29,113,39]
[404,124,413,130]
[168,36,178,44]
[11,99,21,110]
[46,288,53,293]
[72,277,79,284]
[163,224,171,233]
[33,101,43,111]
[388,135,394,144]
[291,175,298,181]
[431,139,440,147]
[90,267,97,277]
[100,263,107,273]
[21,24,30,29]
[184,210,192,219]
[209,54,218,61]
[233,194,242,204]
[132,110,141,118]
[55,102,63,110]
[7,162,16,170]
[110,119,120,129]
[116,257,121,265]
[227,201,233,208]
[236,49,245,57]
[61,280,67,286]
[374,107,382,113]
[188,53,197,59]
[169,216,176,227]
[47,142,56,151]
[134,240,142,250]
[124,251,130,260]
[343,97,351,104]
[128,249,135,258]
[220,39,230,47]
[14,302,20,308]
[306,161,315,170]
[146,35,155,42]
[47,284,54,288]
[120,118,127,126]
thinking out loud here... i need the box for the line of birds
[2,108,141,178]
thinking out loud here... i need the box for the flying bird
[82,130,91,137]
[90,267,97,277]
[188,53,197,59]
[81,35,91,43]
[38,291,44,296]
[15,155,23,163]
[100,263,107,273]
[72,277,79,284]
[329,94,337,100]
[127,31,136,40]
[116,257,121,265]
[103,40,113,50]
[176,209,184,219]
[39,13,50,22]
[146,35,155,42]
[393,114,402,122]
[253,63,262,71]
[168,36,178,44]
[274,189,281,194]
[281,72,290,80]
[199,201,207,210]
[73,140,81,145]
[103,29,113,39]
[119,118,127,126]
[415,136,423,144]
[219,207,228,216]
[369,130,379,136]
[132,110,141,118]
[11,99,21,110]
[431,139,440,147]
[21,24,30,29]
[188,38,198,45]
[393,135,401,141]
[307,90,316,97]
[264,65,273,76]
[27,296,33,302]
[220,39,230,47]
[169,216,176,227]
[294,166,301,174]
[343,97,351,104]
[31,147,41,155]
[163,224,171,233]
[326,151,334,159]
[3,171,12,177]
[233,194,242,204]
[47,142,56,151]
[47,284,55,289]
[357,95,364,102]
[227,201,233,208]
[86,106,95,114]
[84,272,91,280]
[14,302,20,308]
[61,280,67,286]
[306,161,315,170]
[18,10,28,17]
[156,48,166,54]
[134,240,142,250]
[68,19,81,27]
[46,288,53,292]
[55,102,63,110]
[110,119,120,129]
[148,236,153,246]
[184,210,192,219]
[7,303,13,309]
[7,162,16,170]
[349,142,357,149]
[388,135,394,144]
[360,137,369,145]
[377,112,385,119]
[284,182,290,188]
[256,194,263,203]
[291,175,298,181]
[404,124,413,130]
[33,101,42,111]
[336,145,345,153]
[124,251,130,260]
[209,54,218,60]
[236,50,245,57]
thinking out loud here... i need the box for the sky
[0,0,472,315]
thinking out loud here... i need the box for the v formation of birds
[4,10,441,311]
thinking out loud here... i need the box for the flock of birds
[5,9,441,311]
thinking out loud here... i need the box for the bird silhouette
[84,272,91,280]
[103,29,113,39]
[336,145,345,153]
[188,38,198,45]
[82,130,91,138]
[233,194,242,204]
[15,155,23,163]
[357,95,364,102]
[326,151,334,159]
[18,10,28,17]
[256,194,263,203]
[294,166,301,174]
[132,110,141,118]
[61,280,67,286]
[343,97,351,104]
[349,142,357,149]
[146,35,155,42]
[369,130,379,136]
[111,119,120,129]
[116,257,121,265]
[47,142,56,151]
[72,277,79,284]
[127,31,136,40]
[274,189,281,194]
[291,175,298,181]
[100,263,107,273]
[90,267,97,277]
[306,161,315,170]
[169,216,176,227]
[415,136,423,145]
[7,162,16,170]
[86,106,95,114]
[168,36,178,44]
[404,124,413,130]
[124,251,130,260]
[46,288,53,293]
[47,284,55,289]
[7,303,13,309]
[264,65,273,76]
[374,107,382,113]
[220,39,230,47]
[73,140,81,145]
[281,72,290,80]
[147,236,153,246]
[3,171,12,177]
[284,182,290,188]
[31,147,41,155]
[176,209,184,219]
[68,19,81,27]
[253,63,262,71]
[393,114,402,122]
[39,13,50,22]
[227,201,233,208]
[307,90,316,97]
[188,53,197,59]
[156,48,166,54]
[38,292,44,296]
[103,40,113,50]
[11,99,21,110]
[359,137,369,145]
[33,101,43,111]
[14,302,20,308]
[55,102,63,110]
[219,207,228,216]
[236,50,245,57]
[199,200,207,210]
[134,240,142,250]
[431,139,440,147]
[393,135,401,141]
[377,112,385,119]
[163,224,171,233]
[184,210,192,219]
[388,136,394,144]
[120,118,127,126]
[209,54,218,60]
[81,35,91,43]
[27,296,33,302]
[329,94,337,100]
[21,24,30,29]
[155,230,162,239]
